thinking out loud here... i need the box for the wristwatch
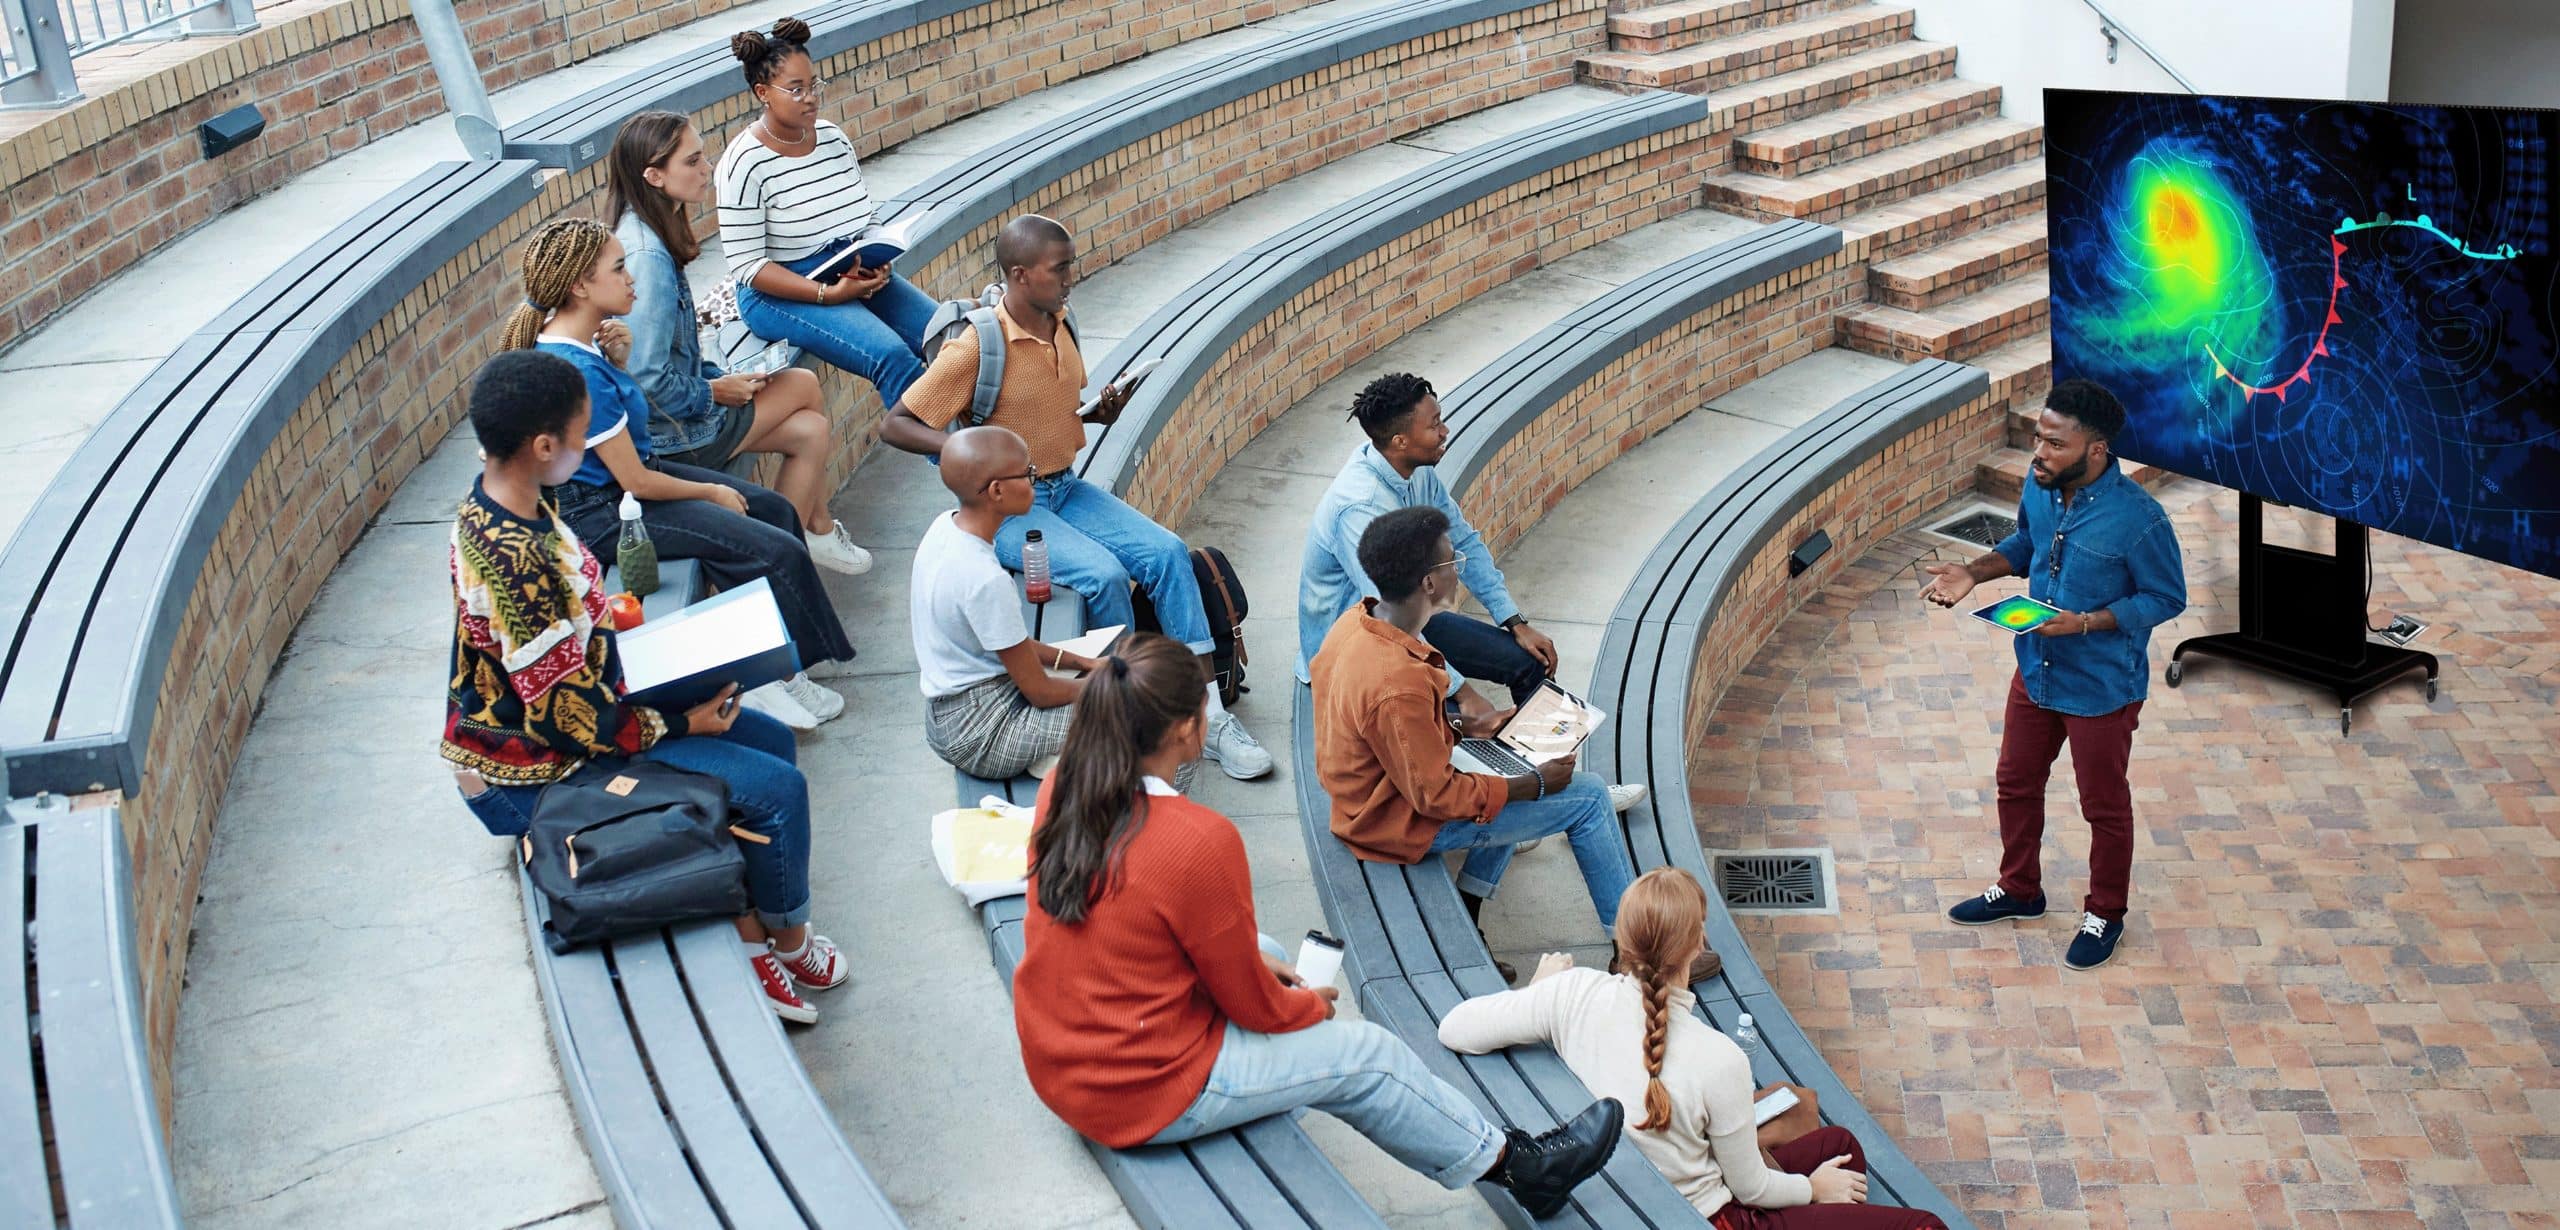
[1500,615,1528,631]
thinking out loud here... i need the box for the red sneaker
[776,934,849,991]
[749,951,818,1024]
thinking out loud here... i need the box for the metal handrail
[2,0,254,109]
[2076,0,2200,93]
[62,0,256,60]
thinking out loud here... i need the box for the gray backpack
[921,283,1080,430]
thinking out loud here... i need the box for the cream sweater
[1437,967,1813,1216]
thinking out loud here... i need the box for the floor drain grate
[1930,506,2018,548]
[1712,850,1835,914]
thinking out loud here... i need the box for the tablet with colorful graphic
[1970,594,2062,635]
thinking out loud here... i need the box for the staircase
[1582,0,2054,440]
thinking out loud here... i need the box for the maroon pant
[1994,672,2141,921]
[1708,1126,1947,1229]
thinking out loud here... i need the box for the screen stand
[2166,495,2436,735]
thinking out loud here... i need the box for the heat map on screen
[2045,90,2560,581]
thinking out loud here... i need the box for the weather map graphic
[2046,90,2560,581]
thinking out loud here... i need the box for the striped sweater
[715,120,876,285]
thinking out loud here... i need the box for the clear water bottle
[1733,1013,1761,1061]
[616,491,659,597]
[1022,529,1051,605]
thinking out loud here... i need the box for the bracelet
[1531,770,1547,800]
[1050,646,1064,670]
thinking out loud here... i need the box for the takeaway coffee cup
[1295,929,1345,990]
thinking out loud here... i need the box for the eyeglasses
[2048,527,2067,581]
[1429,551,1466,574]
[985,464,1040,494]
[766,78,828,102]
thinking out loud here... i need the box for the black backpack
[521,759,750,953]
[1132,544,1251,707]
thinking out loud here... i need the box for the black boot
[1461,891,1517,984]
[1489,1097,1623,1218]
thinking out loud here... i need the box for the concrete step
[1840,268,2048,362]
[1697,39,1959,136]
[1732,78,2004,177]
[1606,0,1872,53]
[1976,446,2168,504]
[1974,334,2052,428]
[1867,212,2047,309]
[1837,156,2046,262]
[1702,116,2041,221]
[1579,3,1916,94]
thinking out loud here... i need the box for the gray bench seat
[2,794,182,1229]
[521,557,903,1227]
[0,159,543,796]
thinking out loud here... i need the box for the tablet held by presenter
[1919,379,2187,972]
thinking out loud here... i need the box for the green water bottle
[616,491,659,597]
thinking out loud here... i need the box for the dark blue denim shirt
[1993,460,2188,717]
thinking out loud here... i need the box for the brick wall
[1456,250,1867,555]
[0,0,760,354]
[1110,117,1716,532]
[100,0,1343,1121]
[1673,389,2005,746]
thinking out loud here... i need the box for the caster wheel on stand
[2340,708,2354,736]
[2165,661,2183,687]
[2425,679,2439,702]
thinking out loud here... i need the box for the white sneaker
[1202,712,1274,779]
[781,673,845,724]
[1608,783,1648,814]
[1514,838,1544,854]
[740,682,818,731]
[804,523,874,575]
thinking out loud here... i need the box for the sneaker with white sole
[804,523,874,575]
[1202,712,1274,779]
[740,681,819,731]
[1947,883,2046,926]
[1607,783,1647,814]
[782,674,845,724]
[749,950,818,1024]
[2063,912,2125,971]
[776,933,849,990]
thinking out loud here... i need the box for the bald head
[996,214,1072,278]
[941,425,1031,506]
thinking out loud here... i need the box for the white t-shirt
[911,512,1029,698]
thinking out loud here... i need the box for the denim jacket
[614,211,725,455]
[1993,460,2188,717]
[1297,443,1520,684]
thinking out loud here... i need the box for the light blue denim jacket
[1993,460,2188,717]
[613,211,725,455]
[1297,443,1521,684]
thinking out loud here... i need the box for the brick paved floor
[1690,478,2560,1230]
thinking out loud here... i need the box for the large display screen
[2046,88,2560,580]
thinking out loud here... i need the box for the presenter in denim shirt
[1920,379,2186,971]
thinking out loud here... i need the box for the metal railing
[3,0,256,109]
[2076,0,2199,93]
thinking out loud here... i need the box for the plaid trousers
[926,675,1074,780]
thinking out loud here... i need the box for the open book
[809,214,921,284]
[1043,624,1126,675]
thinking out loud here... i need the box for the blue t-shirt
[538,336,656,491]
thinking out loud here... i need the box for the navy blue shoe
[1947,884,2045,926]
[2064,913,2125,970]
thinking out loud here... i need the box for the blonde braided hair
[500,218,614,352]
[1612,867,1711,1132]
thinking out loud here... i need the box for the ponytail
[503,218,612,352]
[1030,635,1207,924]
[1610,868,1710,1132]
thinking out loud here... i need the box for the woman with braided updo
[716,18,937,405]
[503,216,859,728]
[1440,869,1946,1228]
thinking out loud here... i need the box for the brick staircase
[1582,0,2053,409]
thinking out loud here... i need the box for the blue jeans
[1427,771,1634,930]
[994,472,1212,654]
[1424,612,1549,706]
[458,710,815,929]
[1147,1010,1503,1190]
[737,247,937,406]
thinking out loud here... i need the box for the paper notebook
[616,577,801,711]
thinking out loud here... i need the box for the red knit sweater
[1013,780,1329,1147]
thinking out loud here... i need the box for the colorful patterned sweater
[439,478,671,785]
